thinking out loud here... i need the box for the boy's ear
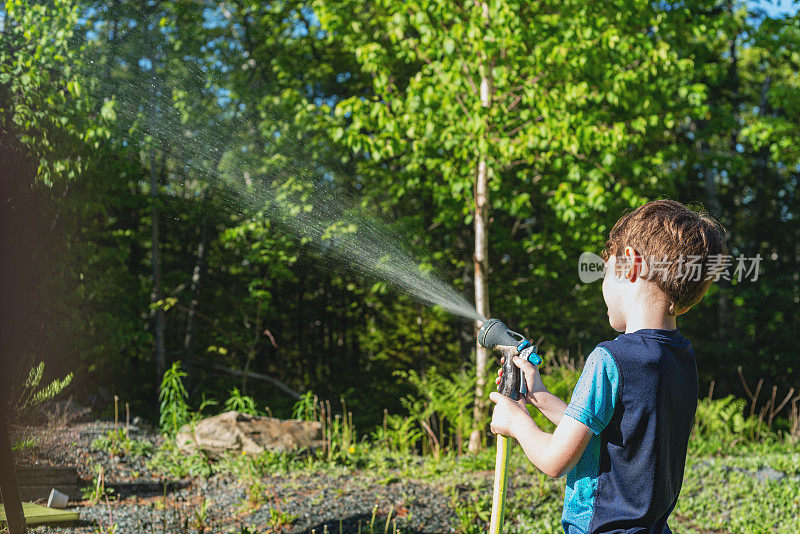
[622,246,647,281]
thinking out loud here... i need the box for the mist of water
[87,34,484,323]
[247,177,485,322]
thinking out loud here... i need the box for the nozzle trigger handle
[519,345,542,366]
[498,352,521,401]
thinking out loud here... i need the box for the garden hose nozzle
[477,318,541,400]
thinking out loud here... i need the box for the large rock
[176,411,323,459]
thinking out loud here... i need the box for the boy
[489,199,727,533]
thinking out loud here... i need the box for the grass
[138,434,800,533]
[674,454,800,533]
[63,433,800,533]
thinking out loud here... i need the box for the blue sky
[747,0,800,17]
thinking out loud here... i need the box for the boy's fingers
[512,355,536,373]
[489,392,503,404]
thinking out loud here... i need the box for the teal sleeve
[563,346,620,435]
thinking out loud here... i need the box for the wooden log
[15,467,78,487]
[1,467,81,503]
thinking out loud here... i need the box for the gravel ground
[14,421,473,533]
[25,468,469,533]
[14,421,163,482]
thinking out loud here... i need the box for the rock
[176,411,323,459]
[690,459,713,471]
[754,467,786,483]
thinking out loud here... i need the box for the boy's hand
[495,355,548,402]
[489,391,535,438]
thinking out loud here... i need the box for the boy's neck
[624,302,677,333]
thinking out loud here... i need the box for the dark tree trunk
[241,302,262,395]
[716,5,741,344]
[183,210,208,390]
[0,152,27,534]
[0,410,25,534]
[149,160,166,384]
[143,6,166,389]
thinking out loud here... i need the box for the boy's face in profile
[602,254,628,332]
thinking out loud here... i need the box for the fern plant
[371,413,424,456]
[158,362,191,435]
[291,391,317,421]
[396,366,477,454]
[691,395,764,455]
[224,387,260,415]
[10,361,73,423]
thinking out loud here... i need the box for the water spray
[477,318,541,534]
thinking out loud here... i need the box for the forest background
[2,0,799,444]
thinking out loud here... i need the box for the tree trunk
[149,162,166,384]
[0,408,25,534]
[715,6,740,344]
[468,157,491,452]
[468,11,493,452]
[241,302,262,395]
[183,211,208,392]
[0,160,26,534]
[144,12,166,386]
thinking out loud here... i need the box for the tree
[315,0,705,449]
[665,2,800,391]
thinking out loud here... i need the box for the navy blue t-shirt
[561,328,698,534]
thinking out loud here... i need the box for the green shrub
[146,436,215,479]
[291,391,317,421]
[219,449,302,477]
[450,485,490,533]
[322,408,357,463]
[91,428,153,459]
[290,394,362,465]
[82,464,115,505]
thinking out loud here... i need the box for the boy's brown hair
[601,199,728,316]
